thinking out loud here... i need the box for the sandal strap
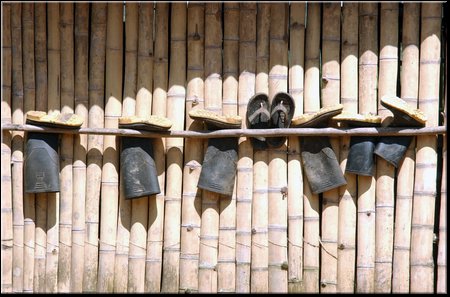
[248,105,270,124]
[271,102,288,117]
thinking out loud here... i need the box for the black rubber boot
[374,136,412,168]
[300,136,347,194]
[121,137,160,199]
[345,136,378,176]
[197,137,238,196]
[24,132,60,193]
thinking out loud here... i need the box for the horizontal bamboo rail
[1,124,446,138]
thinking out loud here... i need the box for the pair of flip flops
[246,92,295,150]
[26,110,84,128]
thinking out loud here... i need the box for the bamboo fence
[0,2,447,294]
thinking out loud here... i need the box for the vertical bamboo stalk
[33,3,47,292]
[436,36,446,292]
[198,3,222,293]
[97,3,123,292]
[128,3,153,293]
[84,3,106,292]
[375,3,398,293]
[356,3,378,293]
[22,3,36,293]
[251,3,270,293]
[320,3,341,293]
[145,3,168,292]
[58,4,75,292]
[179,3,204,294]
[337,2,358,293]
[217,2,239,293]
[45,3,60,293]
[11,3,24,293]
[268,3,288,293]
[161,3,186,293]
[303,3,321,293]
[392,6,419,292]
[410,3,441,293]
[1,2,13,293]
[236,3,256,293]
[287,2,305,293]
[71,3,89,293]
[113,3,138,293]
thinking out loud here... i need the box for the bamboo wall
[1,2,447,293]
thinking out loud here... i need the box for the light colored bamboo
[127,3,153,293]
[268,3,289,293]
[320,3,341,293]
[217,2,239,293]
[33,4,47,292]
[287,2,305,293]
[161,3,186,293]
[97,3,123,293]
[198,3,222,293]
[113,3,138,293]
[58,4,75,292]
[303,2,321,293]
[337,2,358,293]
[236,3,256,293]
[71,3,88,293]
[356,3,378,293]
[251,3,270,293]
[179,3,204,294]
[22,3,36,293]
[11,3,25,293]
[84,3,106,292]
[1,2,13,293]
[145,3,168,291]
[375,3,398,293]
[410,3,441,293]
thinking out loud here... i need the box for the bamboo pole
[71,3,89,292]
[45,3,60,293]
[33,4,47,292]
[11,3,24,293]
[161,3,186,293]
[22,3,36,293]
[198,3,221,293]
[97,3,123,292]
[145,3,168,291]
[410,3,441,293]
[217,2,239,293]
[58,4,75,292]
[1,2,13,293]
[268,3,288,293]
[392,10,420,290]
[251,2,270,293]
[303,3,321,293]
[356,3,378,293]
[113,3,138,292]
[236,3,256,293]
[375,3,398,293]
[320,3,341,293]
[337,2,358,293]
[84,3,106,292]
[436,32,446,292]
[179,3,204,294]
[287,2,305,293]
[127,3,153,293]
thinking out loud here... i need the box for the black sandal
[266,92,295,149]
[246,93,271,150]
